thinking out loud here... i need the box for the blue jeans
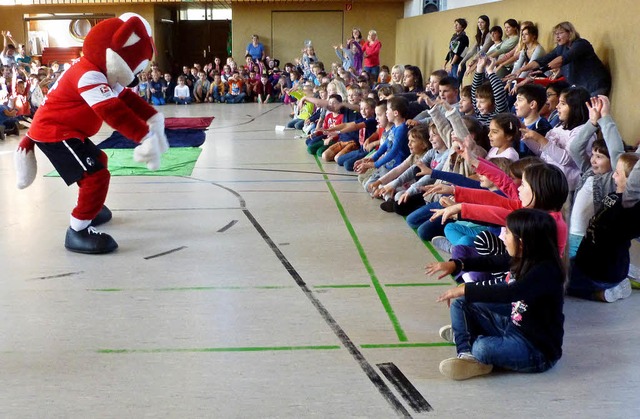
[151,95,166,105]
[287,118,305,130]
[338,148,367,169]
[405,201,446,241]
[365,66,380,81]
[224,93,246,103]
[450,298,556,372]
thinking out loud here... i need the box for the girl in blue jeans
[426,208,565,380]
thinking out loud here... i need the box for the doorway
[174,19,231,75]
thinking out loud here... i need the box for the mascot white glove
[133,113,169,170]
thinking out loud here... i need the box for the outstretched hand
[430,203,462,223]
[425,261,457,280]
[586,96,603,126]
[436,285,465,307]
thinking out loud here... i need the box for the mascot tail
[14,136,37,189]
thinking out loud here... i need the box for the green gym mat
[45,147,202,177]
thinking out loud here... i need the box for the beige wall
[395,0,639,144]
[232,1,404,71]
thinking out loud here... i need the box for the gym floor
[0,103,638,417]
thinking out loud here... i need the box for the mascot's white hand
[147,113,169,154]
[133,132,162,170]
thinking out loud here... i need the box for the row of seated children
[280,23,638,381]
[288,60,639,309]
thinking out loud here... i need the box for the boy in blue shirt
[514,84,552,157]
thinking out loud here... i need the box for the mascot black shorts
[35,138,106,186]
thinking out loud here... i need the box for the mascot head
[83,13,155,87]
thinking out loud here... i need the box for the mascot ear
[112,16,155,55]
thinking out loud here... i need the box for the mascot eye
[123,33,141,48]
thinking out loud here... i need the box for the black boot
[90,205,113,227]
[65,226,118,254]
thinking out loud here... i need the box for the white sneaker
[431,236,453,253]
[603,279,632,303]
[439,325,453,343]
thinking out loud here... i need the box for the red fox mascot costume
[14,13,167,254]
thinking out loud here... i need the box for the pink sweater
[455,186,568,255]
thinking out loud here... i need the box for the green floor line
[424,240,446,263]
[313,284,371,289]
[98,345,342,354]
[97,342,453,354]
[314,156,408,342]
[360,342,454,349]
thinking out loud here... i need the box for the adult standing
[512,22,611,96]
[245,34,265,62]
[459,15,491,79]
[362,30,382,81]
[348,28,365,47]
[444,18,469,82]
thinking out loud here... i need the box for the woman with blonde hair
[511,21,611,95]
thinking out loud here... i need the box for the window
[179,8,231,21]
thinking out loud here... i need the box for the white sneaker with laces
[603,278,632,303]
[439,325,453,343]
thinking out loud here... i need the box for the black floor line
[191,177,412,418]
[378,362,433,413]
[144,246,187,260]
[30,271,84,281]
[217,220,238,233]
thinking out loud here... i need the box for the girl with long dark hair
[427,208,565,380]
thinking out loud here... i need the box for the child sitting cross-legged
[427,208,565,381]
[338,100,383,171]
[306,94,343,155]
[370,122,449,213]
[354,96,410,190]
[369,124,432,212]
[325,97,378,166]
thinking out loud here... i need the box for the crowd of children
[278,20,640,382]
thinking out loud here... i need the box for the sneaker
[379,198,395,213]
[602,279,632,303]
[439,354,493,380]
[431,236,453,254]
[0,125,5,141]
[64,226,118,254]
[439,325,453,343]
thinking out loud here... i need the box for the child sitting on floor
[427,208,565,381]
